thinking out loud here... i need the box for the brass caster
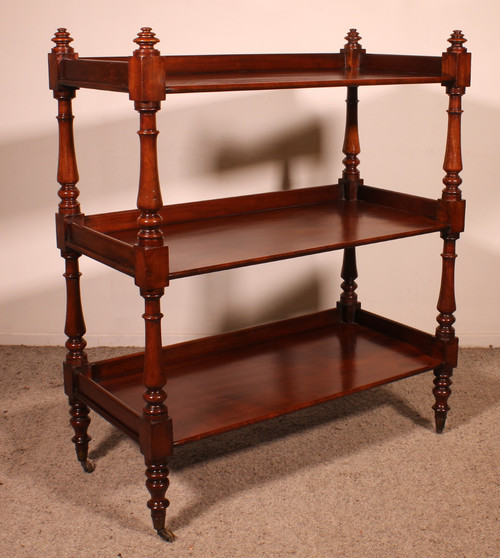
[157,528,175,543]
[81,458,96,473]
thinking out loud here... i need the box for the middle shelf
[64,183,442,281]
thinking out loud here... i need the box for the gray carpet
[0,345,498,557]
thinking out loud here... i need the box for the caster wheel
[81,458,95,473]
[157,528,175,543]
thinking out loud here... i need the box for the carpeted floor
[0,345,498,557]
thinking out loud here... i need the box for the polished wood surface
[50,25,448,97]
[51,29,95,473]
[50,27,470,540]
[112,198,442,277]
[433,31,469,433]
[57,53,445,94]
[66,185,442,280]
[91,309,442,445]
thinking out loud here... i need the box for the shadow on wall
[0,89,332,220]
[214,118,322,191]
[0,88,336,343]
[2,84,498,344]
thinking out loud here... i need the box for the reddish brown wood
[51,29,95,473]
[133,30,164,246]
[145,461,172,540]
[128,28,173,539]
[342,29,365,72]
[112,196,442,278]
[135,101,164,246]
[49,28,471,539]
[68,401,94,472]
[52,26,449,96]
[57,58,130,93]
[363,54,442,75]
[58,54,445,94]
[433,31,469,433]
[89,308,442,445]
[338,248,359,322]
[161,69,444,93]
[63,186,442,280]
[129,28,167,102]
[341,87,362,200]
[337,83,363,322]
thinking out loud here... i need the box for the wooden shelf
[49,27,470,538]
[66,185,442,280]
[57,52,446,94]
[76,308,444,446]
[160,68,445,94]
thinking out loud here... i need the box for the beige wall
[1,1,499,346]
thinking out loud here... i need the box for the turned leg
[132,29,173,540]
[51,30,95,469]
[338,246,359,323]
[69,399,95,472]
[432,366,453,434]
[337,83,362,323]
[145,460,174,542]
[62,251,94,471]
[433,231,459,433]
[139,288,174,540]
[434,30,470,432]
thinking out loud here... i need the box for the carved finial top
[344,29,362,50]
[448,30,467,53]
[51,28,74,54]
[133,27,160,56]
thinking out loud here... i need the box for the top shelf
[50,28,471,98]
[57,52,448,94]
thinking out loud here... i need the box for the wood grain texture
[83,308,443,445]
[66,186,442,280]
[49,27,470,539]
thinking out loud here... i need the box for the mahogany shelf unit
[49,27,471,542]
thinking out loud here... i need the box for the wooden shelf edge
[65,185,442,280]
[75,308,444,446]
[56,53,445,94]
[75,372,141,441]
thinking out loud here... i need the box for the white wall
[1,1,499,347]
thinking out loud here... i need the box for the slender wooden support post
[141,288,173,541]
[51,29,94,472]
[136,100,164,245]
[342,86,362,200]
[436,233,459,341]
[338,247,359,323]
[340,30,364,200]
[64,250,93,472]
[337,86,362,323]
[433,31,470,433]
[131,28,174,542]
[337,33,364,322]
[434,232,458,433]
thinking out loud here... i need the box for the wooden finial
[133,27,160,56]
[342,29,365,71]
[344,28,362,50]
[51,28,74,54]
[447,30,467,53]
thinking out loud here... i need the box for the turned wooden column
[130,28,174,542]
[50,29,94,473]
[337,30,364,323]
[434,31,470,433]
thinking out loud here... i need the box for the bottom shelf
[79,309,444,446]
